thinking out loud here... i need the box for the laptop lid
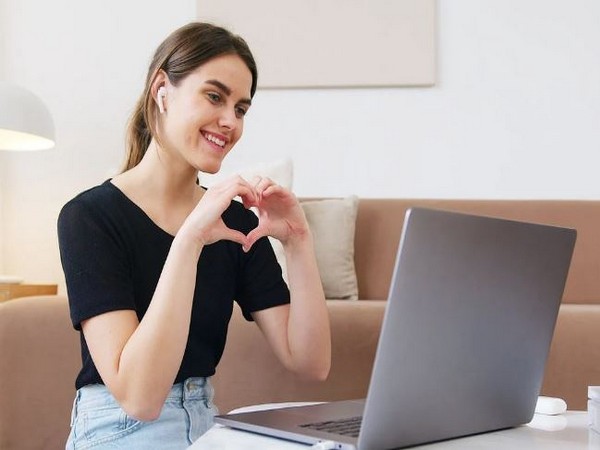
[215,207,576,450]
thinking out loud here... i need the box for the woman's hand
[180,175,257,249]
[179,175,307,253]
[244,177,309,252]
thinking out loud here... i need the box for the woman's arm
[81,232,202,421]
[81,177,256,421]
[252,232,331,380]
[246,179,331,380]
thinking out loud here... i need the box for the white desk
[189,406,597,450]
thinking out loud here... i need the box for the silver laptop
[215,207,576,449]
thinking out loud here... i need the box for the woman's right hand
[179,175,257,249]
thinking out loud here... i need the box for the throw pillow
[301,196,359,300]
[198,157,293,189]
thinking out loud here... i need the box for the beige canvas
[197,0,436,88]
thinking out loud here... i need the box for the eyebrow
[205,79,252,106]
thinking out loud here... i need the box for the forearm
[283,233,331,380]
[113,233,202,419]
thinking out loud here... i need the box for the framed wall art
[197,0,436,88]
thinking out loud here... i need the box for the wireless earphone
[157,86,167,113]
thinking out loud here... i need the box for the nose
[218,107,238,132]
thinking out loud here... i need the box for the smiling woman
[122,23,257,174]
[150,53,253,174]
[57,22,330,449]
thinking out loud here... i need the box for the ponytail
[122,93,153,172]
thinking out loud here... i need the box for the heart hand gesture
[181,175,307,252]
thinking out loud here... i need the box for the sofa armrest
[0,295,80,449]
[212,300,386,414]
[542,304,600,410]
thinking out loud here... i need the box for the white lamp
[0,82,55,284]
[0,82,55,151]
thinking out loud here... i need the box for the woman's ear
[151,70,169,113]
[157,87,167,113]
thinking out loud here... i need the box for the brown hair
[122,22,258,172]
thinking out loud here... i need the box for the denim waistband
[167,377,213,402]
[75,377,213,410]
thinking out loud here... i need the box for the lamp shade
[0,82,55,151]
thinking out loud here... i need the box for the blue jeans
[66,377,217,449]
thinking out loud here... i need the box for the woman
[58,22,330,449]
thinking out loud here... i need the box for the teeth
[204,132,225,147]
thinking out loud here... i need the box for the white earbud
[157,86,167,113]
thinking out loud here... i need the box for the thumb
[221,228,250,248]
[244,225,269,253]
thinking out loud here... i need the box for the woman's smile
[201,130,228,152]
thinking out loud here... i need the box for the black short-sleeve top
[58,180,290,390]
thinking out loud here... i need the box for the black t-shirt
[58,180,290,389]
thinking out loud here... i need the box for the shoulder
[61,179,116,209]
[61,179,131,214]
[58,180,125,230]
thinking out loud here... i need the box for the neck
[132,140,201,200]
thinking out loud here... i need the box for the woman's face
[158,53,253,174]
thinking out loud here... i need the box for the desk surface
[189,407,597,449]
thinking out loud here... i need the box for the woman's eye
[235,106,248,118]
[207,92,221,103]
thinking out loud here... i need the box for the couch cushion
[213,300,386,413]
[353,199,600,303]
[541,303,600,410]
[0,296,79,449]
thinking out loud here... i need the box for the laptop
[215,207,576,449]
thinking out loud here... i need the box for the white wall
[231,0,600,199]
[0,0,599,289]
[0,0,6,273]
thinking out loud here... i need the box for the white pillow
[199,159,292,284]
[301,196,359,300]
[198,158,293,189]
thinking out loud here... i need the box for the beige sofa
[1,199,600,449]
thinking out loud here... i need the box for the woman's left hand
[244,177,308,252]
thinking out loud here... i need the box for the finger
[220,176,257,206]
[261,183,286,198]
[215,174,254,192]
[221,228,250,248]
[255,176,274,195]
[244,225,269,252]
[239,188,259,209]
[249,176,265,203]
[241,195,258,210]
[250,175,262,187]
[236,176,259,203]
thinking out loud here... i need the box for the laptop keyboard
[299,415,363,437]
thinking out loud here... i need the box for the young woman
[58,22,330,449]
